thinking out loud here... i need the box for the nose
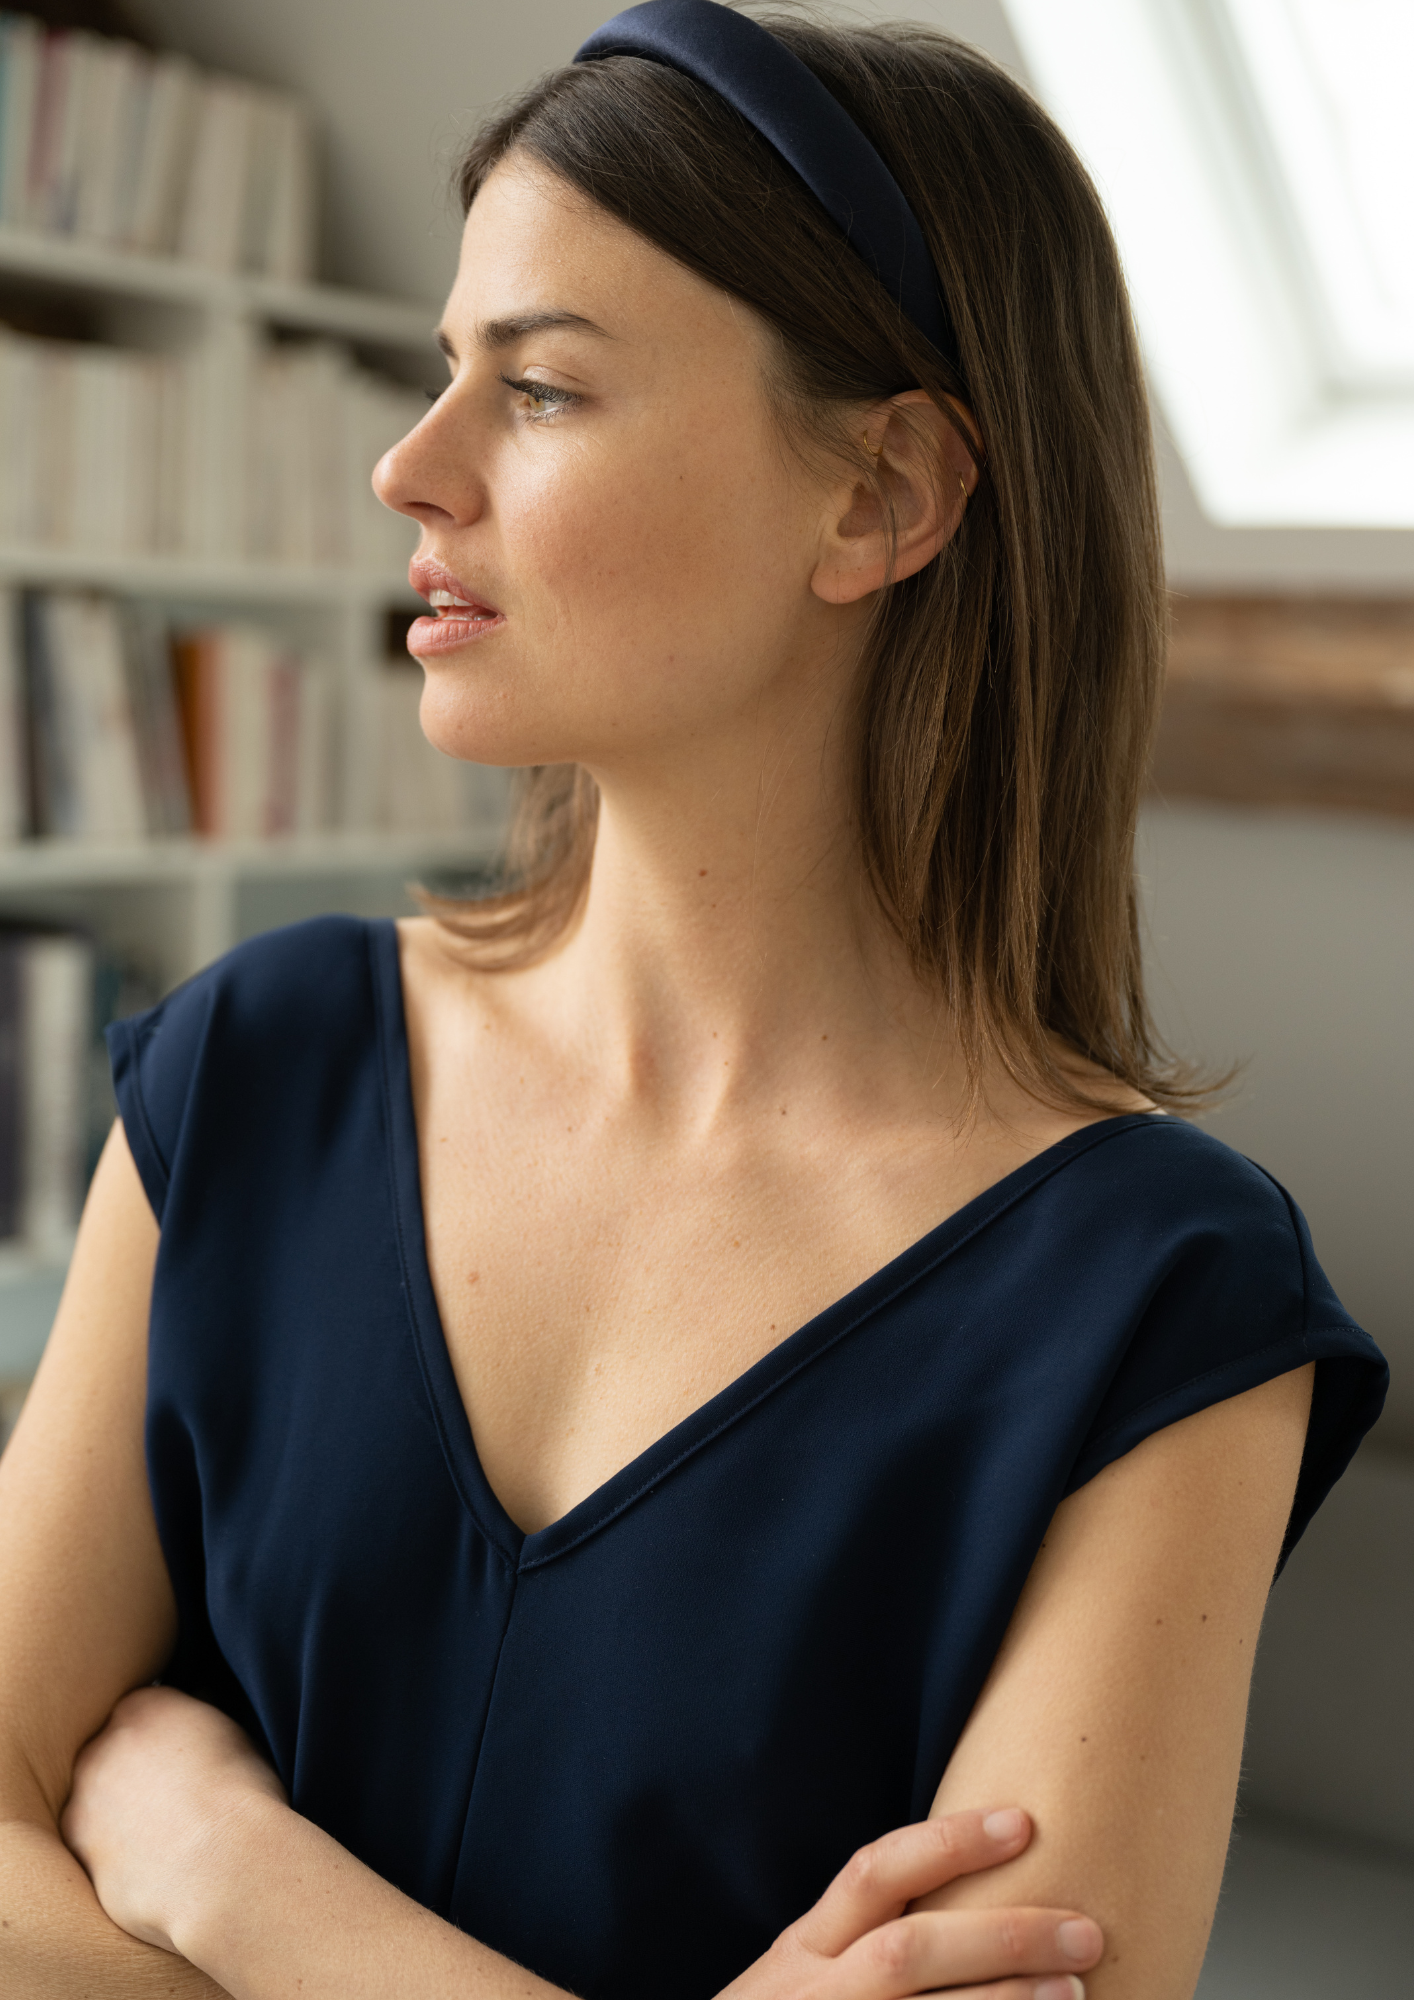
[372,390,484,531]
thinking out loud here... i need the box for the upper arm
[0,1121,176,1827]
[921,1364,1315,2000]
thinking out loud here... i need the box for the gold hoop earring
[862,430,883,460]
[958,475,969,510]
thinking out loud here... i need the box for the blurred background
[0,3,1408,1993]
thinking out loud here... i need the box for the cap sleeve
[106,970,221,1226]
[1062,1139,1387,1568]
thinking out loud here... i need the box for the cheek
[515,426,805,679]
[417,406,816,765]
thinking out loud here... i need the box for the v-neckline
[368,918,1161,1573]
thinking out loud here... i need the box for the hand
[718,1809,1104,2000]
[61,1685,287,1955]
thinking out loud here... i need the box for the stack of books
[173,623,332,839]
[0,589,334,840]
[0,324,425,565]
[0,12,314,278]
[246,342,428,571]
[0,590,505,844]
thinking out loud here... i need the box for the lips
[406,555,505,656]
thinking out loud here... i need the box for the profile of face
[374,157,969,782]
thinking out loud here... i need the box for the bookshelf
[0,223,505,1386]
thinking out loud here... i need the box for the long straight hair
[426,8,1197,1111]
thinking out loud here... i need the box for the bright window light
[1225,0,1414,388]
[1001,0,1414,527]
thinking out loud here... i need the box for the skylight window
[1224,0,1414,389]
[1002,0,1414,527]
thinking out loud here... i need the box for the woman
[0,6,1385,1998]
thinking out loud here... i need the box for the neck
[521,724,958,1124]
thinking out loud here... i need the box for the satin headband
[574,0,958,368]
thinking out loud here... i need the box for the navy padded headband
[574,0,958,368]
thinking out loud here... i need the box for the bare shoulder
[0,1124,176,1826]
[922,1366,1315,2000]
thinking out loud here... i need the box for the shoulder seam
[111,1015,172,1208]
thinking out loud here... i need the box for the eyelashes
[498,374,579,420]
[422,377,580,421]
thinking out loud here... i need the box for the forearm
[172,1794,569,2000]
[0,1817,227,1999]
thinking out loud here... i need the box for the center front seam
[445,1559,520,1915]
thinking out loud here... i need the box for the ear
[810,392,981,606]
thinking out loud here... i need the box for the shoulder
[1048,1114,1385,1558]
[108,916,392,1221]
[122,914,385,1051]
[1051,1112,1306,1278]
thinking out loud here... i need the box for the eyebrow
[435,310,614,362]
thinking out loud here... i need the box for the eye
[423,386,444,406]
[499,374,579,421]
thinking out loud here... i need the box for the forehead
[447,156,761,363]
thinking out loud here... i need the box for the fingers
[795,1810,1033,1956]
[838,1906,1103,1997]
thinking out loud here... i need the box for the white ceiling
[126,0,1414,589]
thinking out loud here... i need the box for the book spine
[176,77,252,272]
[0,15,43,228]
[37,30,96,237]
[294,656,332,834]
[173,630,221,837]
[223,627,269,838]
[35,339,74,547]
[259,97,316,282]
[74,35,141,244]
[20,930,94,1259]
[63,594,147,840]
[126,51,197,254]
[122,605,192,837]
[0,588,25,845]
[23,593,73,837]
[264,648,293,836]
[0,938,21,1244]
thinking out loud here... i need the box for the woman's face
[374,157,861,776]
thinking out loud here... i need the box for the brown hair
[426,6,1197,1111]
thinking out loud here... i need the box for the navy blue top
[108,916,1386,2000]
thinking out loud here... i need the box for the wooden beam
[1153,597,1414,818]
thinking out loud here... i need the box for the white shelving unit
[0,225,504,1378]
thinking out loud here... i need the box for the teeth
[428,588,479,610]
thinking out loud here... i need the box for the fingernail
[982,1807,1026,1841]
[1034,1979,1084,2000]
[1058,1917,1102,1961]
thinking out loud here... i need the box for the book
[125,49,198,255]
[0,13,43,228]
[176,73,255,273]
[29,27,99,237]
[0,17,315,278]
[73,31,146,246]
[256,94,315,282]
[0,933,21,1239]
[174,622,331,838]
[18,926,93,1257]
[0,587,24,841]
[23,592,149,841]
[122,603,191,837]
